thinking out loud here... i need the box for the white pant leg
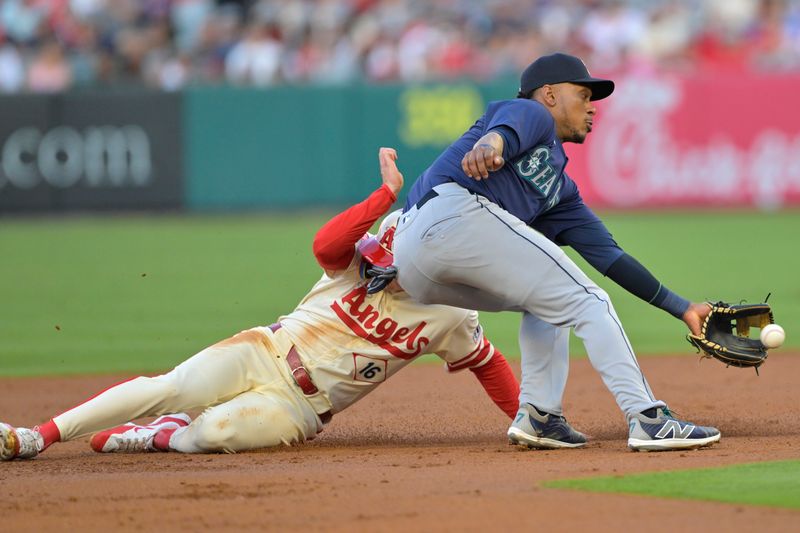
[518,312,570,415]
[394,184,663,416]
[53,328,306,441]
[169,388,319,453]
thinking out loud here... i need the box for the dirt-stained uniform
[0,151,518,459]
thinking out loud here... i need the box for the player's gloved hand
[682,302,713,337]
[361,263,398,294]
[686,301,773,372]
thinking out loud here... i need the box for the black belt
[269,323,332,424]
[415,189,439,209]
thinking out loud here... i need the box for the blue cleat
[627,406,720,451]
[507,403,587,449]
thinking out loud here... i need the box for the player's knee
[191,411,241,452]
[574,285,611,308]
[591,287,611,303]
[407,288,434,305]
[191,403,308,453]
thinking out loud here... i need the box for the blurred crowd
[2,0,800,93]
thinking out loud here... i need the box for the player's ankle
[36,420,61,451]
[152,427,177,451]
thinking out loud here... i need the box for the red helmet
[357,209,402,267]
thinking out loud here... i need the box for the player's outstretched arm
[378,147,403,196]
[312,148,402,271]
[556,217,696,325]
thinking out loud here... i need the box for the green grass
[0,213,327,375]
[1,210,798,376]
[545,460,800,509]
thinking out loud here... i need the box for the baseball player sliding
[0,148,519,460]
[393,52,720,451]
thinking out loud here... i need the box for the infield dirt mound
[2,353,798,532]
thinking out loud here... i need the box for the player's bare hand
[682,301,712,336]
[461,144,505,180]
[379,147,403,195]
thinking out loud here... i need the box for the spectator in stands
[0,40,25,92]
[27,39,72,92]
[2,0,800,93]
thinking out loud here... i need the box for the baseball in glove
[687,301,774,373]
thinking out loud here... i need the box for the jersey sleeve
[312,184,397,271]
[485,100,554,158]
[558,221,625,275]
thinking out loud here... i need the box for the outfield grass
[1,210,798,376]
[545,460,800,509]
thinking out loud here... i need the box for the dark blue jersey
[404,98,624,271]
[406,99,573,225]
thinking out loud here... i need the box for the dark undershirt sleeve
[605,254,690,318]
[556,222,623,274]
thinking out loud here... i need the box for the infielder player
[392,52,720,452]
[0,148,519,460]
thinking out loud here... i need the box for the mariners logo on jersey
[512,143,563,211]
[513,145,559,197]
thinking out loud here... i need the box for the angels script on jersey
[331,287,430,360]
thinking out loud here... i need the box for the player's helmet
[357,209,402,267]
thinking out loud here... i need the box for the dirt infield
[2,353,798,532]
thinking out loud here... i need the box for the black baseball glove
[687,302,774,371]
[360,262,398,294]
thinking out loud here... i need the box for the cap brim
[573,78,615,101]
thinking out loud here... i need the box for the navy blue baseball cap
[518,52,614,101]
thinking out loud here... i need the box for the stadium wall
[184,82,499,209]
[2,72,800,213]
[0,91,183,213]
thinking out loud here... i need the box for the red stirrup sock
[36,420,61,451]
[153,427,177,451]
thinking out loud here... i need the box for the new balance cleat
[90,413,191,453]
[628,407,720,451]
[1,424,43,460]
[507,403,587,449]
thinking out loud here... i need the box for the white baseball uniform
[50,253,496,453]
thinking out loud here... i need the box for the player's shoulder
[485,99,554,138]
[487,98,549,118]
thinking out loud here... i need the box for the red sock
[153,428,177,451]
[36,420,61,451]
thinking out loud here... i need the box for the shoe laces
[113,425,158,452]
[119,433,152,452]
[15,428,43,458]
[661,406,689,422]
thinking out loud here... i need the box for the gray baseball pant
[393,182,664,416]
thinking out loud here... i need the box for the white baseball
[760,324,785,349]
